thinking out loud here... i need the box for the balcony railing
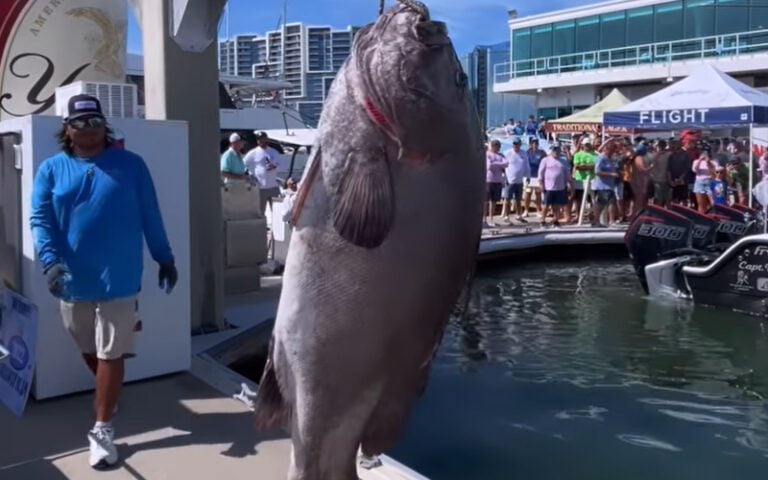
[494,28,768,86]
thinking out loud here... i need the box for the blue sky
[127,0,586,56]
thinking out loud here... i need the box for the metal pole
[578,175,591,226]
[750,122,755,208]
[281,0,288,80]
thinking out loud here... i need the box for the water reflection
[448,261,768,399]
[616,434,683,452]
[395,261,768,479]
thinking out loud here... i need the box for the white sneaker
[88,425,118,469]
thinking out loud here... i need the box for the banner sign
[0,0,127,121]
[547,122,634,135]
[0,288,38,417]
[603,107,755,130]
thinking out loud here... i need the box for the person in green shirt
[727,157,749,206]
[220,133,247,181]
[571,136,598,222]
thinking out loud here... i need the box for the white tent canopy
[550,88,631,128]
[603,64,768,129]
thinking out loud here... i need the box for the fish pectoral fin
[333,151,394,249]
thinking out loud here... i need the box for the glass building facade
[510,0,768,74]
[462,42,537,128]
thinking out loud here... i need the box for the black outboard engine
[667,204,719,250]
[683,235,768,316]
[625,206,693,293]
[707,204,756,243]
[729,203,758,216]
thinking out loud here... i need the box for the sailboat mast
[226,1,230,41]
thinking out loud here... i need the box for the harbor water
[391,260,768,479]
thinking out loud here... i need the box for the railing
[494,28,768,85]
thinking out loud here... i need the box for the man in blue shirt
[525,115,538,136]
[30,95,177,470]
[220,133,247,181]
[522,138,546,218]
[592,140,620,227]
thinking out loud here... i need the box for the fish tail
[253,338,291,429]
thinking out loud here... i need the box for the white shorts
[60,297,138,360]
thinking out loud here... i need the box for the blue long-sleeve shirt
[30,147,174,302]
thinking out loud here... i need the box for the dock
[479,218,628,260]
[0,281,427,480]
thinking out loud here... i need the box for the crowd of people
[485,131,762,228]
[501,115,550,139]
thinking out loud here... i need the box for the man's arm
[29,162,63,271]
[267,149,280,171]
[573,154,589,171]
[576,160,596,172]
[243,150,255,175]
[523,155,531,180]
[136,157,174,266]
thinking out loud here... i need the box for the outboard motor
[707,204,756,243]
[684,234,768,316]
[730,204,758,216]
[625,206,693,293]
[668,204,719,250]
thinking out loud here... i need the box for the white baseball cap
[581,136,593,145]
[229,133,242,143]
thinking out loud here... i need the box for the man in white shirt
[501,137,530,223]
[244,131,282,214]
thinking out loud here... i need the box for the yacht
[125,54,312,137]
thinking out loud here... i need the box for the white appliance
[55,82,139,119]
[0,115,191,400]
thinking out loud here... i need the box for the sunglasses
[67,116,106,130]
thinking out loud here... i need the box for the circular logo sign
[8,335,29,371]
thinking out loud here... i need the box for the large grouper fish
[253,1,485,478]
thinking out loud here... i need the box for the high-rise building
[462,41,536,130]
[219,23,361,124]
[218,34,261,77]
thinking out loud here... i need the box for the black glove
[158,262,178,294]
[45,264,69,298]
